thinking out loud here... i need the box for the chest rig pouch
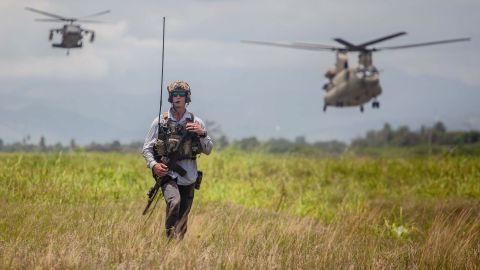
[153,112,203,162]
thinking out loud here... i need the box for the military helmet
[167,80,191,103]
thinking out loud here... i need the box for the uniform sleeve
[195,117,214,155]
[142,117,160,169]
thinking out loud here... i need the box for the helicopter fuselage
[52,24,83,49]
[324,66,382,107]
[321,51,382,111]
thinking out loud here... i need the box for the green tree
[313,140,347,153]
[39,136,47,152]
[433,121,447,133]
[265,138,294,153]
[294,136,307,146]
[111,140,122,152]
[381,123,393,145]
[235,137,260,151]
[69,139,77,151]
[215,135,229,150]
[52,142,65,152]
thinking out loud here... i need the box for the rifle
[142,149,186,215]
[143,120,200,215]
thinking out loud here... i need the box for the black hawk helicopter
[25,7,110,55]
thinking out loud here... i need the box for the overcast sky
[0,0,479,144]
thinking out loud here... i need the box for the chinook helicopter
[25,7,110,55]
[243,32,470,112]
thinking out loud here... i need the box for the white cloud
[0,53,109,80]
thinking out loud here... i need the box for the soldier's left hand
[186,122,205,136]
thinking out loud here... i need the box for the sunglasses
[171,91,187,97]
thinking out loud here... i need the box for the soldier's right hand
[153,163,169,177]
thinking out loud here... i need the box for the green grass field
[1,151,479,269]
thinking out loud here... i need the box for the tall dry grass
[1,152,479,269]
[1,201,479,269]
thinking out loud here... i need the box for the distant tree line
[0,121,478,154]
[229,136,347,155]
[351,122,480,148]
[0,136,143,153]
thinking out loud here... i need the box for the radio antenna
[157,17,166,138]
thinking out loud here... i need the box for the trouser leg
[175,183,195,239]
[161,179,181,238]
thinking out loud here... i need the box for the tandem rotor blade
[242,40,338,51]
[25,7,68,20]
[357,31,407,48]
[374,37,471,51]
[333,38,358,50]
[292,42,342,51]
[79,10,111,19]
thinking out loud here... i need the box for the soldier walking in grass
[142,80,213,239]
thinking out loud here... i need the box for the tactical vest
[153,112,203,162]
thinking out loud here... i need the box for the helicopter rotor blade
[79,10,111,19]
[76,19,107,24]
[25,7,69,20]
[242,40,338,51]
[333,38,357,50]
[35,18,64,22]
[357,31,407,48]
[373,37,471,51]
[292,42,341,51]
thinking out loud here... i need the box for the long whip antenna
[157,17,166,138]
[143,17,166,218]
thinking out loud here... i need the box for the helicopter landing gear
[372,100,380,109]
